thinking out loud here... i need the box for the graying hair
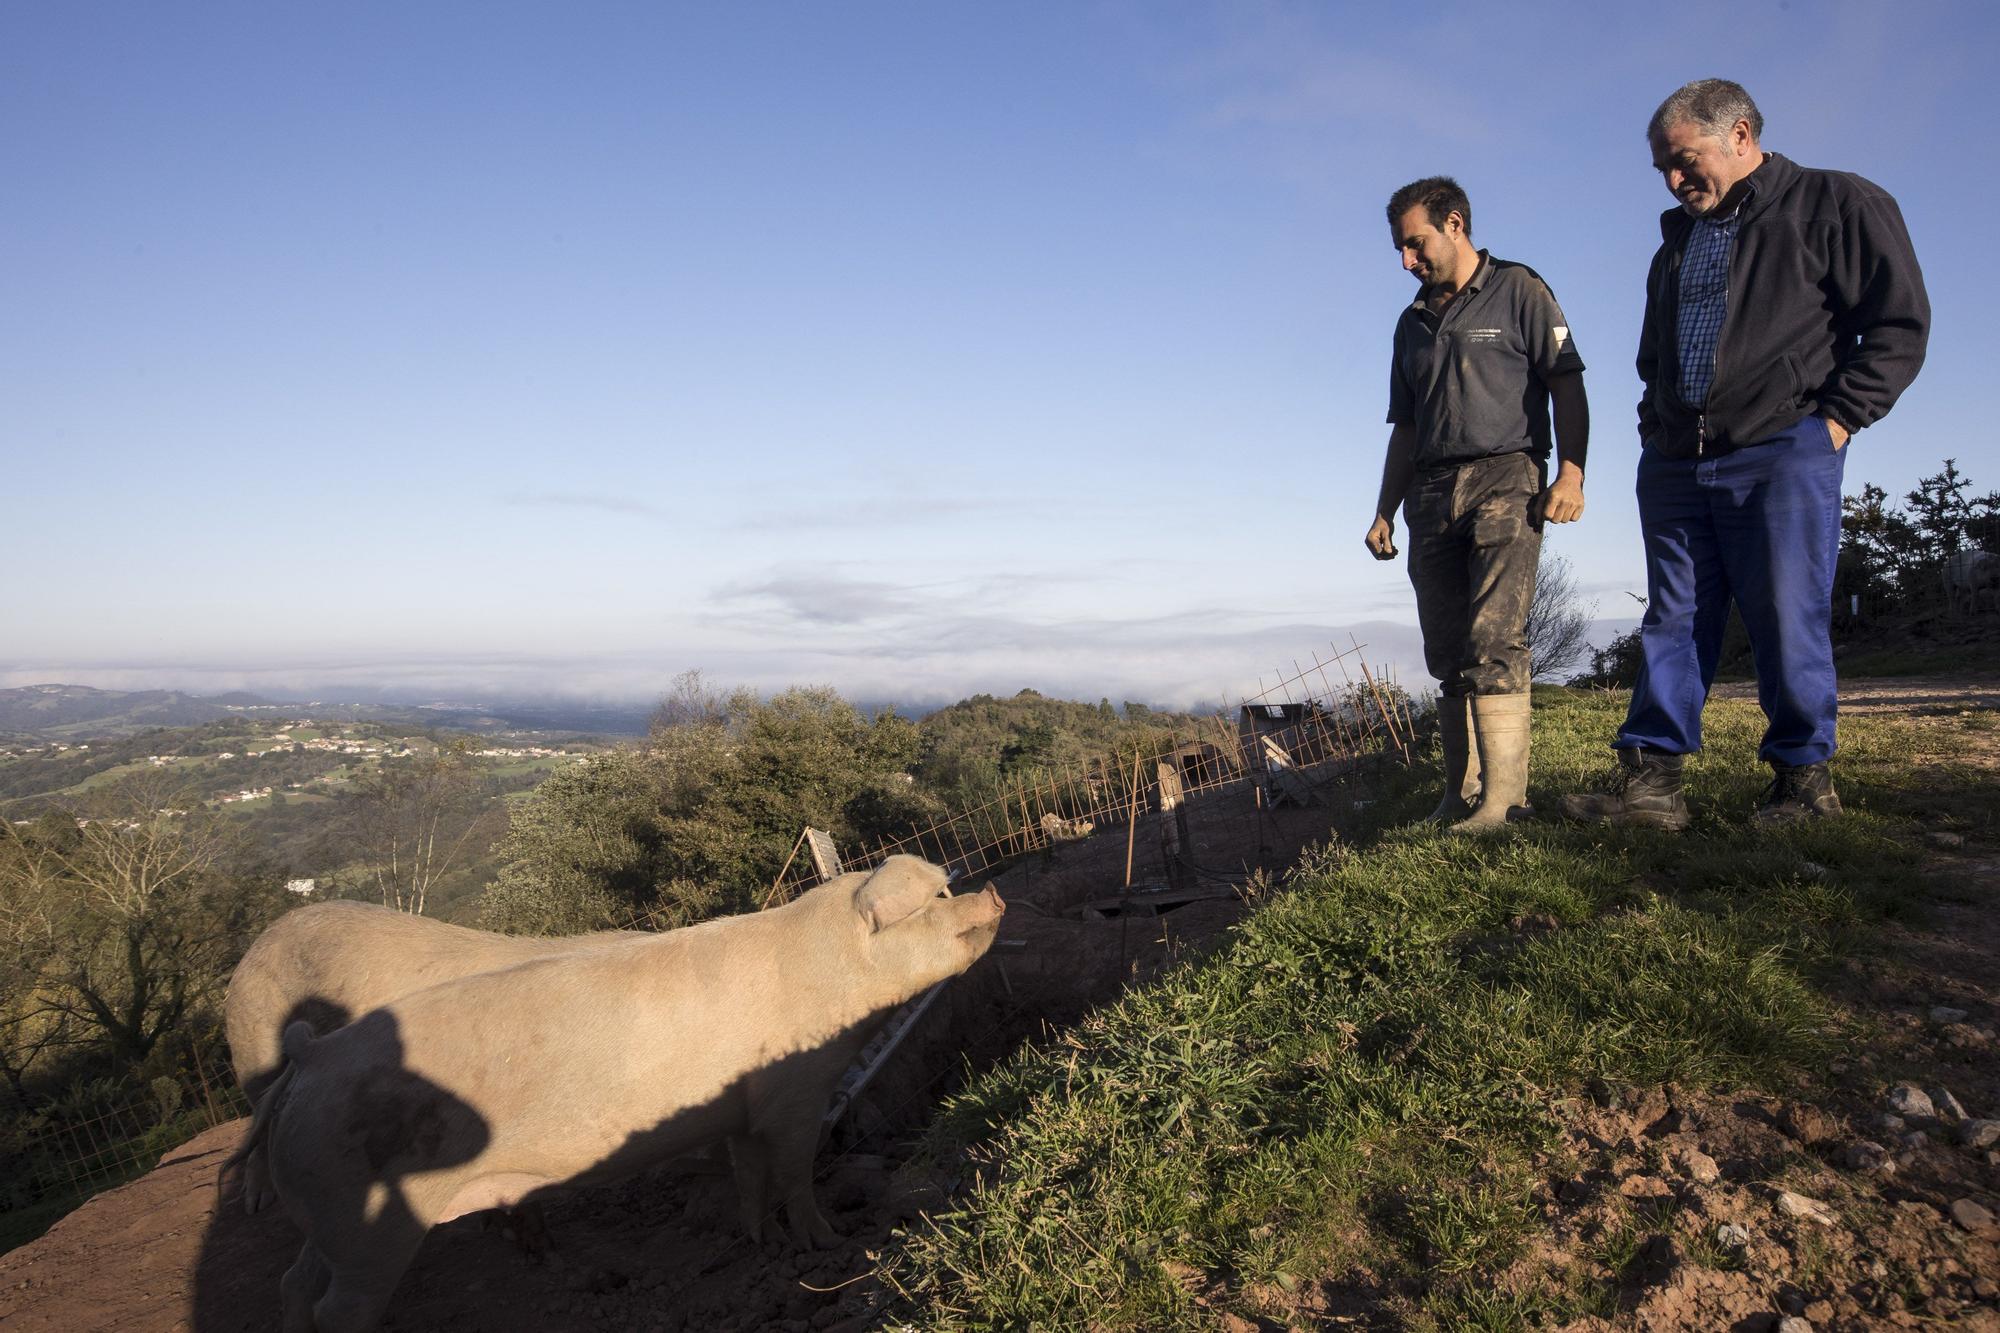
[1648,78,1763,144]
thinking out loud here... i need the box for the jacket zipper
[1697,413,1705,456]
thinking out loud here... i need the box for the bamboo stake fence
[758,641,1412,905]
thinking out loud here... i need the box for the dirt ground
[3,677,1997,1331]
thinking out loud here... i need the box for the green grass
[882,685,1981,1329]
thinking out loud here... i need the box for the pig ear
[853,855,951,932]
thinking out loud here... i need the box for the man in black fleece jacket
[1560,79,1928,829]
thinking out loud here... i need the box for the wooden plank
[805,826,844,882]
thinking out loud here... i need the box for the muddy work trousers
[1403,451,1543,697]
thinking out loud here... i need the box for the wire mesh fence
[760,641,1414,906]
[2,1039,249,1224]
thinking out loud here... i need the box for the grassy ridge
[884,686,1976,1329]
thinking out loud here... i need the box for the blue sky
[4,1,1992,709]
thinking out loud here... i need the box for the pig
[232,855,1003,1333]
[223,900,645,1214]
[1943,547,2000,615]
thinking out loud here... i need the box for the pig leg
[311,1274,401,1333]
[764,1120,838,1250]
[280,1243,331,1333]
[727,1133,784,1244]
[308,1217,429,1333]
[241,1144,276,1215]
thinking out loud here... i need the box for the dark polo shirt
[1388,251,1585,467]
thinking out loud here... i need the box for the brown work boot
[1425,695,1483,823]
[1556,747,1690,831]
[1753,762,1842,823]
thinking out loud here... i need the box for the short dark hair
[1386,176,1472,240]
[1649,79,1763,144]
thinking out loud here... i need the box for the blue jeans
[1616,415,1847,766]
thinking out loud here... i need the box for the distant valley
[0,682,657,742]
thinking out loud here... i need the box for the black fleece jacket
[1636,151,1929,458]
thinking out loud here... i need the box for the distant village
[4,720,590,826]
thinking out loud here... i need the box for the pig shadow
[189,999,901,1331]
[241,996,353,1101]
[191,1009,489,1333]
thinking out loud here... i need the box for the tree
[343,741,493,915]
[648,668,728,737]
[1837,460,2000,610]
[1526,553,1596,682]
[480,749,712,936]
[484,684,926,935]
[1905,459,1978,558]
[0,780,281,1093]
[1567,592,1648,689]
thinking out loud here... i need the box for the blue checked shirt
[1675,185,1752,406]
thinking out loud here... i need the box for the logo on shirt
[1553,325,1571,351]
[1462,328,1504,343]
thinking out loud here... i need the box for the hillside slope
[888,679,2000,1329]
[1,679,1994,1331]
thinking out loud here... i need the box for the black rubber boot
[1753,762,1842,823]
[1556,747,1690,831]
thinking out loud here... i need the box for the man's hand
[1535,468,1586,524]
[1365,515,1398,560]
[1821,415,1850,450]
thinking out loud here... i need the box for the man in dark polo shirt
[1366,176,1589,833]
[1558,80,1928,829]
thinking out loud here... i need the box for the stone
[1886,1084,1935,1118]
[1930,1005,1970,1023]
[1619,1174,1672,1199]
[1928,830,1965,848]
[1880,1112,1907,1133]
[1775,1191,1837,1226]
[1957,1119,2000,1150]
[1781,1103,1837,1145]
[1683,1149,1721,1183]
[1950,1198,1997,1235]
[1777,1317,1813,1333]
[1933,1086,1969,1122]
[1902,1130,1929,1151]
[1644,1107,1686,1137]
[1839,1140,1893,1174]
[1715,1222,1751,1249]
[1943,1023,1990,1048]
[1805,1300,1834,1322]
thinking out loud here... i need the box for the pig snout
[957,886,1004,935]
